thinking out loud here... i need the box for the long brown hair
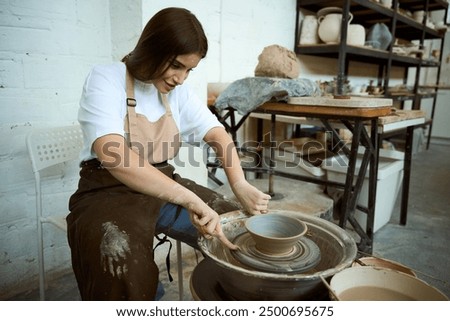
[123,7,208,82]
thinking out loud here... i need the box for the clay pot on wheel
[245,214,308,255]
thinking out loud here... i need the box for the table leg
[268,114,276,196]
[400,125,414,225]
[337,120,378,253]
[256,118,263,179]
[339,121,361,228]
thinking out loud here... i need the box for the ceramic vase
[347,24,365,46]
[299,15,320,45]
[318,12,353,44]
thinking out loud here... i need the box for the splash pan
[198,210,357,300]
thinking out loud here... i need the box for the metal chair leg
[176,240,183,300]
[37,220,45,301]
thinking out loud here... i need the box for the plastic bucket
[330,266,448,301]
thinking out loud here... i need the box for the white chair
[26,125,84,300]
[26,124,184,300]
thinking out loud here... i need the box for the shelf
[385,91,437,100]
[297,44,389,61]
[298,0,448,14]
[420,59,440,67]
[298,0,447,41]
[395,14,445,40]
[296,44,422,66]
[387,92,416,100]
[296,0,447,150]
[398,0,449,12]
[420,84,450,89]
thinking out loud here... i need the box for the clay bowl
[245,213,308,255]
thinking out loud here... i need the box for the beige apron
[66,68,239,300]
[124,69,181,164]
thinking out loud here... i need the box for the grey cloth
[214,77,321,115]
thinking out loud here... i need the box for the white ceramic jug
[318,12,353,44]
[299,15,320,45]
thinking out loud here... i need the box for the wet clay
[231,232,321,273]
[100,222,131,279]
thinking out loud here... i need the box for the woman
[66,7,270,300]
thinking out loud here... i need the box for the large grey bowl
[198,210,357,300]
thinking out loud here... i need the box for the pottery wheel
[231,232,321,273]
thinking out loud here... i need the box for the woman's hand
[203,128,271,215]
[187,201,239,250]
[231,180,271,215]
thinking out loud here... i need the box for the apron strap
[160,93,172,116]
[152,205,184,283]
[153,234,174,282]
[125,69,140,153]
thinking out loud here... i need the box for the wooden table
[248,107,425,228]
[210,97,399,253]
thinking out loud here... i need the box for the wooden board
[378,109,426,124]
[288,96,393,108]
[259,101,393,118]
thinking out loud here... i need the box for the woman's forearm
[93,134,200,208]
[204,126,271,214]
[203,126,246,187]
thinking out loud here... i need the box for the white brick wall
[142,0,297,96]
[0,0,112,297]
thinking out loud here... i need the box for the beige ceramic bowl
[330,266,448,301]
[245,213,308,255]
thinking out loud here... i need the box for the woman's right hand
[187,201,239,251]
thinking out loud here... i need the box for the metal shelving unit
[295,0,448,123]
[295,0,448,228]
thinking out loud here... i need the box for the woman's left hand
[231,180,271,215]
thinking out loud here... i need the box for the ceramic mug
[380,0,392,8]
[413,10,425,23]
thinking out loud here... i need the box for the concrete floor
[372,143,450,298]
[6,144,450,300]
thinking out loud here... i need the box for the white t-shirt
[78,62,222,161]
